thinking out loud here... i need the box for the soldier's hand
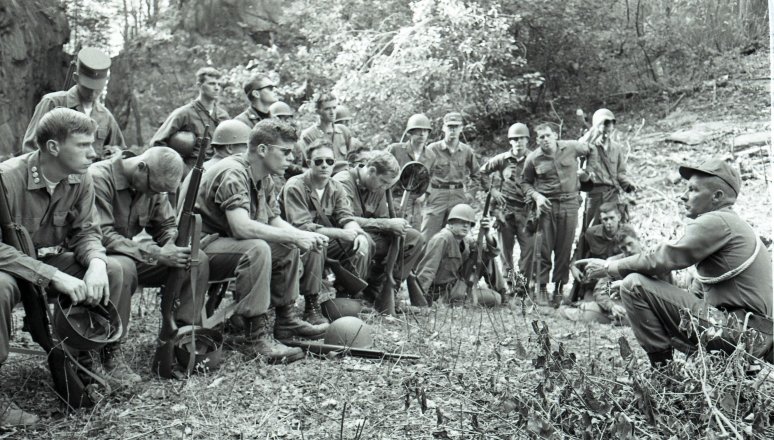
[570,265,584,283]
[352,234,370,256]
[383,218,409,237]
[534,194,552,213]
[83,259,110,306]
[611,304,627,318]
[157,241,192,268]
[416,194,426,205]
[574,258,608,281]
[295,232,328,252]
[51,270,88,304]
[490,188,506,206]
[480,217,492,231]
[338,229,359,242]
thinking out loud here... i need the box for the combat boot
[101,343,141,385]
[533,285,550,306]
[0,393,38,428]
[244,313,304,364]
[303,294,329,325]
[274,304,329,340]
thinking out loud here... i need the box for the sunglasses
[143,164,164,193]
[313,158,335,166]
[258,85,275,91]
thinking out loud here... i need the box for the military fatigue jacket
[21,86,125,157]
[585,139,634,189]
[609,207,772,317]
[89,152,177,264]
[195,155,280,237]
[522,140,591,199]
[424,140,480,188]
[0,151,107,286]
[234,106,269,129]
[387,142,434,167]
[151,100,230,159]
[584,224,636,259]
[299,123,353,161]
[281,171,356,231]
[332,166,389,232]
[416,228,498,292]
[479,150,528,203]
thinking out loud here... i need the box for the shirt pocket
[535,162,553,176]
[432,158,451,177]
[560,155,577,170]
[95,127,108,144]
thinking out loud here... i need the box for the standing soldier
[90,146,209,327]
[21,47,125,159]
[299,93,353,162]
[387,114,434,229]
[580,109,637,226]
[150,67,230,174]
[522,123,592,304]
[421,112,480,243]
[334,105,366,162]
[478,123,532,277]
[234,75,278,128]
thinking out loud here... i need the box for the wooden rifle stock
[0,172,95,408]
[153,125,211,378]
[375,188,398,315]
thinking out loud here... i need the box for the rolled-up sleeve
[213,169,251,212]
[282,180,321,232]
[521,156,538,200]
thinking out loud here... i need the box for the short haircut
[696,173,738,203]
[242,75,272,98]
[534,123,555,134]
[616,228,639,243]
[599,202,620,216]
[315,92,337,110]
[248,119,298,150]
[35,108,97,150]
[142,146,185,190]
[365,150,399,177]
[306,138,334,159]
[196,67,221,85]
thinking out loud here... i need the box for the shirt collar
[65,86,104,113]
[25,150,82,190]
[111,151,136,191]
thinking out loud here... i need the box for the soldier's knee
[107,255,136,281]
[241,239,272,266]
[620,273,646,299]
[405,228,424,248]
[0,272,20,307]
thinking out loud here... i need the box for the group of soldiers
[0,47,771,427]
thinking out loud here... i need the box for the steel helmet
[334,105,354,123]
[324,317,373,348]
[173,327,224,372]
[211,120,250,146]
[447,204,476,224]
[405,114,432,132]
[508,123,530,139]
[269,101,294,118]
[592,108,616,128]
[53,296,122,351]
[320,298,363,321]
[168,131,197,158]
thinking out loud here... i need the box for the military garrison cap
[76,47,111,90]
[443,112,463,126]
[679,158,741,196]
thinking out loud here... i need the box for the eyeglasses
[313,158,335,166]
[143,164,164,194]
[258,85,275,91]
[263,143,293,155]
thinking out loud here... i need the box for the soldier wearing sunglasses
[235,75,278,129]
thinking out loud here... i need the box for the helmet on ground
[269,101,294,118]
[405,114,432,132]
[447,204,476,224]
[592,108,616,128]
[53,296,122,351]
[168,131,197,158]
[507,123,529,139]
[320,298,363,321]
[173,326,224,372]
[211,120,250,146]
[475,287,502,307]
[324,317,373,348]
[334,105,353,123]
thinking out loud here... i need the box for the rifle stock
[153,125,211,378]
[0,172,95,408]
[283,339,419,361]
[375,188,398,315]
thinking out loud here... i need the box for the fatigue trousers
[620,274,773,359]
[204,237,321,318]
[110,251,210,326]
[361,228,425,300]
[0,253,135,364]
[497,207,532,275]
[534,197,579,285]
[584,185,619,228]
[421,188,468,242]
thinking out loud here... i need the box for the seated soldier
[0,109,138,426]
[195,119,329,364]
[89,146,208,327]
[281,139,369,323]
[414,204,500,303]
[332,151,425,306]
[578,158,772,367]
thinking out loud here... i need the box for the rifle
[375,188,399,315]
[283,339,419,361]
[530,209,544,303]
[395,161,430,307]
[0,172,97,408]
[570,197,594,302]
[464,176,495,306]
[152,125,210,378]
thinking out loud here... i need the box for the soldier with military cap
[299,93,354,163]
[387,113,434,229]
[478,122,532,277]
[150,67,230,174]
[420,112,481,242]
[235,75,278,128]
[577,158,773,367]
[21,47,125,159]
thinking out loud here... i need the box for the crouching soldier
[281,139,370,323]
[195,119,330,363]
[1,109,138,426]
[577,158,772,367]
[90,146,209,327]
[333,151,425,305]
[415,204,500,304]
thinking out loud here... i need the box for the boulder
[733,131,770,149]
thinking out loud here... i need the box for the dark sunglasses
[313,158,335,166]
